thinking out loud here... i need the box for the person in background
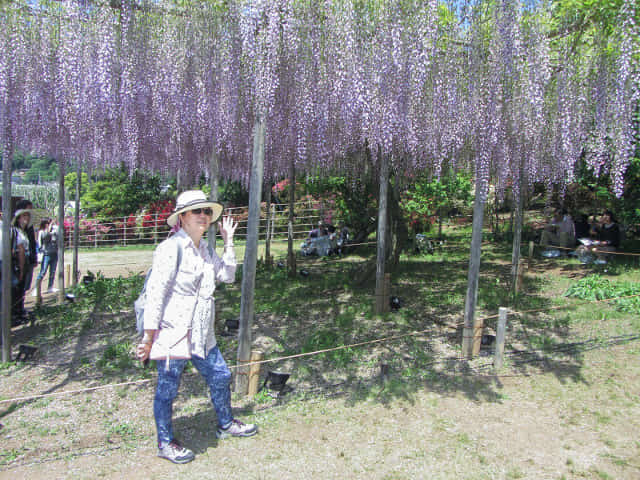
[14,200,37,303]
[136,190,257,465]
[34,218,59,294]
[574,213,591,240]
[540,208,576,249]
[11,208,32,323]
[594,210,621,252]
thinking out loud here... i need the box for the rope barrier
[0,379,151,404]
[6,287,640,405]
[530,241,640,258]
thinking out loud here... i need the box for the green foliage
[10,150,58,183]
[63,170,90,198]
[551,0,635,39]
[303,173,378,240]
[34,273,145,341]
[565,274,640,314]
[401,171,473,235]
[78,166,165,218]
[0,184,58,211]
[201,179,249,206]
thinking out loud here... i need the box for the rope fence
[4,291,640,405]
[529,240,640,258]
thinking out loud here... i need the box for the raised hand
[218,216,237,245]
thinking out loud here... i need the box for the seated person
[576,210,621,262]
[308,221,327,239]
[574,213,591,240]
[593,210,620,252]
[540,209,575,249]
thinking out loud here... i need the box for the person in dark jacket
[15,199,37,309]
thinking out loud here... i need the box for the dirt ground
[2,249,640,479]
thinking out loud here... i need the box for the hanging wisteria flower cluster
[0,0,636,197]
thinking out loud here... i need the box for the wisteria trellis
[1,0,637,193]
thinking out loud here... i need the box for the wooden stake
[472,316,484,356]
[494,307,508,370]
[34,278,42,307]
[248,350,263,397]
[65,264,71,285]
[528,241,534,258]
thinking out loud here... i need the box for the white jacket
[144,229,236,360]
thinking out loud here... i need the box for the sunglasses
[191,208,214,216]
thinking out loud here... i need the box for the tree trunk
[57,160,65,304]
[287,159,296,277]
[354,169,406,288]
[2,148,13,362]
[236,116,265,395]
[72,161,81,286]
[388,173,408,271]
[462,178,488,358]
[374,152,390,314]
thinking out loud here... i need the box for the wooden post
[236,116,266,396]
[462,177,488,358]
[375,150,389,315]
[264,186,272,266]
[57,160,65,304]
[528,241,534,258]
[34,278,42,307]
[472,316,484,356]
[248,350,263,397]
[72,160,81,286]
[2,147,14,362]
[65,264,71,286]
[270,204,276,242]
[494,307,508,370]
[511,177,524,296]
[287,159,296,277]
[153,212,158,245]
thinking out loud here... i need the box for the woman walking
[35,219,59,294]
[137,190,257,464]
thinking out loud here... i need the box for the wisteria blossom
[0,0,635,196]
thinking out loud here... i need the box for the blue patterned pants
[153,346,233,445]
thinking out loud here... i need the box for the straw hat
[166,190,223,227]
[12,209,33,227]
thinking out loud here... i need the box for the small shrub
[565,275,640,314]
